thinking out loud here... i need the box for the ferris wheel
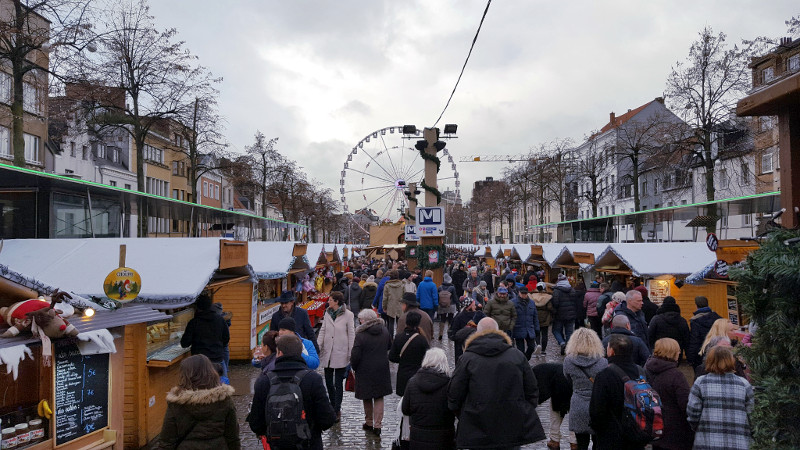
[340,125,461,223]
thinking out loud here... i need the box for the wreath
[412,243,447,270]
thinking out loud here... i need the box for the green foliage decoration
[416,140,442,205]
[412,243,447,270]
[729,229,800,448]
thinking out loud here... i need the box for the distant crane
[458,155,529,163]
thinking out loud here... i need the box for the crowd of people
[155,254,754,450]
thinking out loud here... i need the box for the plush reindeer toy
[0,290,79,365]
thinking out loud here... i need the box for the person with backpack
[589,334,660,450]
[154,354,240,449]
[248,334,336,450]
[563,328,608,450]
[531,282,554,357]
[437,274,457,340]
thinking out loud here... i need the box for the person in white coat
[318,291,356,421]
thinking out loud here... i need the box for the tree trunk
[134,133,148,237]
[11,72,25,167]
[705,158,717,235]
[632,154,643,242]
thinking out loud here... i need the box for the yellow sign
[103,267,142,302]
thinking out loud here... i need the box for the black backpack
[266,370,312,449]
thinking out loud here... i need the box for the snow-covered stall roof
[249,242,312,280]
[552,244,612,270]
[305,243,327,267]
[473,244,502,258]
[589,243,715,278]
[515,244,567,267]
[0,238,225,308]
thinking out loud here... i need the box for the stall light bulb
[84,307,95,318]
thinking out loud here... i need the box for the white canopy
[590,242,715,278]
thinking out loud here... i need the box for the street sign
[415,207,446,236]
[405,224,420,241]
[706,233,719,252]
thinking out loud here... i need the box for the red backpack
[608,364,663,444]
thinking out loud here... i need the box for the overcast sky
[150,1,796,216]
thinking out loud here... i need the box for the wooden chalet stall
[249,242,313,345]
[589,243,721,322]
[516,244,565,283]
[551,244,610,288]
[0,237,260,447]
[0,256,168,450]
[473,245,498,268]
[685,240,760,328]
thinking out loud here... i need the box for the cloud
[149,0,797,213]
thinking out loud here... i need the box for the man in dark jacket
[687,296,722,368]
[271,290,319,351]
[449,297,485,362]
[647,296,690,357]
[633,285,658,324]
[249,334,336,450]
[451,264,468,298]
[589,334,647,450]
[601,315,651,366]
[181,293,230,374]
[447,318,545,448]
[511,286,539,360]
[551,273,579,355]
[612,290,649,348]
[532,363,575,450]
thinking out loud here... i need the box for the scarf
[327,305,346,320]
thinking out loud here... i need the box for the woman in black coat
[389,311,430,396]
[647,296,690,358]
[644,338,694,450]
[350,309,393,433]
[532,362,574,449]
[401,348,456,450]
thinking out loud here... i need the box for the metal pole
[86,188,96,238]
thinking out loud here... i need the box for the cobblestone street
[230,325,575,449]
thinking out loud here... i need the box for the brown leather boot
[570,443,578,450]
[546,440,560,450]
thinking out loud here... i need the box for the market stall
[514,244,566,283]
[551,243,610,287]
[0,261,168,450]
[0,237,256,447]
[589,243,721,321]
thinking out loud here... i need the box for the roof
[0,238,226,308]
[589,243,715,277]
[598,101,653,134]
[514,244,567,266]
[249,242,311,279]
[552,243,613,269]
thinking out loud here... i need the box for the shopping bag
[345,370,356,392]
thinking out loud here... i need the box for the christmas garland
[412,243,447,270]
[415,139,442,205]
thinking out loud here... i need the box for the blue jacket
[416,277,439,310]
[512,295,540,339]
[298,333,320,369]
[372,276,390,314]
[271,305,319,352]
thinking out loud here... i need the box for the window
[70,142,76,157]
[611,206,615,215]
[23,133,39,163]
[642,181,648,195]
[759,116,775,132]
[719,168,729,189]
[82,145,88,160]
[721,215,728,228]
[0,126,10,157]
[124,184,131,190]
[173,189,180,199]
[172,161,178,175]
[0,71,10,103]
[110,180,117,187]
[788,54,800,72]
[214,185,219,200]
[22,82,41,114]
[653,179,659,194]
[681,200,687,205]
[203,181,208,197]
[762,66,774,83]
[744,214,751,226]
[762,152,774,173]
[144,145,164,164]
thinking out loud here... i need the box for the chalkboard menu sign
[54,343,109,445]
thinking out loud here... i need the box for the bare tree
[538,138,575,222]
[0,0,93,166]
[503,162,537,242]
[665,27,752,234]
[574,136,612,218]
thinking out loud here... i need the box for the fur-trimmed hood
[166,384,235,405]
[357,317,385,334]
[464,328,512,356]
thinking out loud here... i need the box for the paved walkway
[230,325,576,449]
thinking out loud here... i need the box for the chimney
[780,37,792,47]
[609,112,616,125]
[655,96,664,104]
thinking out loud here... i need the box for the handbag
[399,333,420,358]
[345,369,356,392]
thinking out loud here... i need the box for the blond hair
[425,270,434,278]
[653,338,681,361]
[565,327,604,359]
[699,318,732,356]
